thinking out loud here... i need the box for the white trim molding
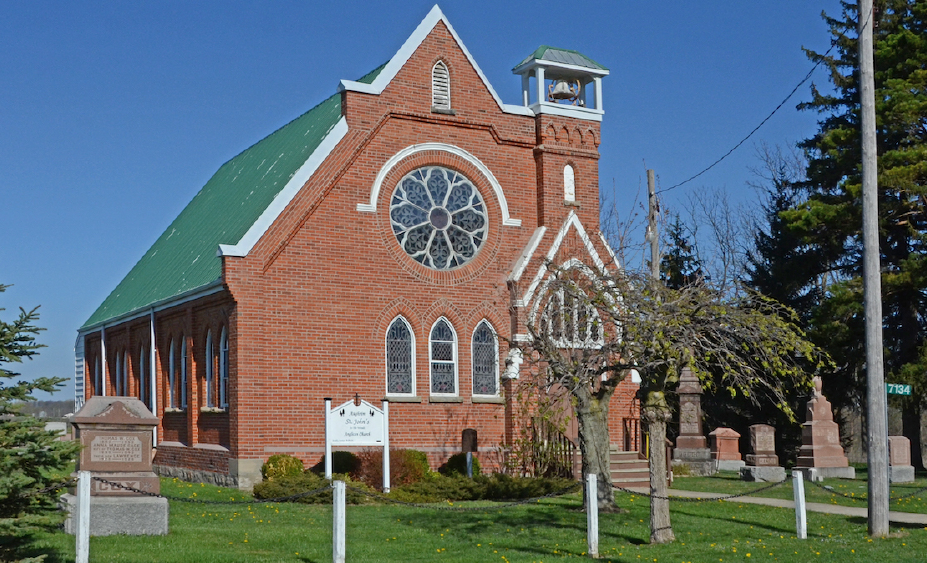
[338,5,534,118]
[520,210,608,307]
[357,142,521,227]
[218,117,349,257]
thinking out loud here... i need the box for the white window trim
[429,317,459,397]
[385,316,416,397]
[180,337,188,409]
[168,339,178,409]
[432,60,450,110]
[471,320,500,397]
[205,331,215,408]
[219,328,229,409]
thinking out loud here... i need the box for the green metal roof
[514,45,608,71]
[81,93,343,330]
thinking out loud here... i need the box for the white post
[382,400,390,493]
[332,480,346,563]
[100,326,107,397]
[586,473,599,557]
[536,67,545,106]
[76,470,91,563]
[792,470,807,540]
[521,74,530,106]
[594,77,603,111]
[325,398,332,480]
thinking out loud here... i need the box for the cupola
[512,46,608,121]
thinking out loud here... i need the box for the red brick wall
[83,22,639,481]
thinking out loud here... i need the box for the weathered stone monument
[796,376,855,481]
[740,424,785,482]
[672,367,713,476]
[61,397,168,536]
[710,427,744,472]
[889,435,915,483]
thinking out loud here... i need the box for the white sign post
[324,397,390,490]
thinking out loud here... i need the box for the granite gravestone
[740,424,785,482]
[709,427,744,472]
[888,435,915,483]
[796,377,855,481]
[61,397,168,536]
[672,367,713,475]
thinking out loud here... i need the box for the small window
[169,339,178,409]
[540,288,603,348]
[386,317,415,395]
[122,352,129,396]
[94,354,102,396]
[430,318,457,395]
[432,61,450,111]
[219,328,229,409]
[472,321,499,396]
[564,164,576,202]
[205,331,215,408]
[180,337,188,409]
[169,336,187,409]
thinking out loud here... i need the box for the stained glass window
[386,317,414,395]
[472,321,498,396]
[220,328,229,408]
[390,167,487,270]
[430,319,457,394]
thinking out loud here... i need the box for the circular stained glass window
[389,167,488,270]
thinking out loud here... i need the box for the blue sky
[1,1,843,403]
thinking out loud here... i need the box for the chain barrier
[343,481,582,512]
[91,476,333,505]
[21,478,77,498]
[806,477,927,503]
[611,479,787,502]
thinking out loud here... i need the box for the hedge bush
[308,451,361,477]
[261,454,304,481]
[439,452,481,476]
[252,471,374,504]
[356,448,431,489]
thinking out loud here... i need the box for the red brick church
[75,6,641,489]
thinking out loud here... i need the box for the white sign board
[324,397,391,492]
[328,400,385,446]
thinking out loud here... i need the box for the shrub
[261,454,304,481]
[308,451,361,477]
[253,472,373,504]
[388,473,576,503]
[356,448,431,489]
[439,452,481,477]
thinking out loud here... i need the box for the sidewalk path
[636,488,927,526]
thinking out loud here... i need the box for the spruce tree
[782,0,927,465]
[0,284,80,562]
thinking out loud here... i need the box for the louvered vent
[432,61,450,110]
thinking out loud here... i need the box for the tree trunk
[575,395,621,513]
[644,391,675,544]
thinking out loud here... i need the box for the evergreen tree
[660,213,703,289]
[0,284,80,562]
[781,0,927,465]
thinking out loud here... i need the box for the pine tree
[660,213,703,290]
[782,0,927,465]
[0,284,80,562]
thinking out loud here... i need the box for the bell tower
[513,46,608,228]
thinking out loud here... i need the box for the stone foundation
[740,466,785,482]
[795,466,855,482]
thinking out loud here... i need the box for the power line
[657,40,838,195]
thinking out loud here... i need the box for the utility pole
[859,0,889,537]
[647,169,659,282]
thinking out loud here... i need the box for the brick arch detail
[357,142,520,227]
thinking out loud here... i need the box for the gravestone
[672,367,713,475]
[889,435,915,483]
[795,377,855,481]
[709,427,744,472]
[61,397,168,536]
[740,424,785,482]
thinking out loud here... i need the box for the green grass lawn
[18,475,927,562]
[669,467,927,514]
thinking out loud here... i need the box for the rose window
[389,167,488,270]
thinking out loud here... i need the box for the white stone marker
[586,473,599,557]
[792,470,807,539]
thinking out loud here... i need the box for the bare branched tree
[518,264,828,543]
